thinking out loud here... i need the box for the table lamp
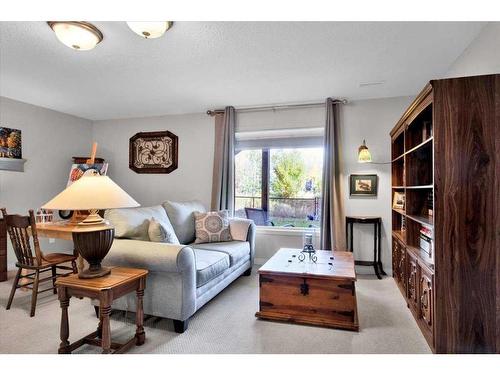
[42,174,139,278]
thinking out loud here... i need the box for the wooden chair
[1,208,78,317]
[244,207,275,226]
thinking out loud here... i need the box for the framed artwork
[129,131,178,174]
[0,127,22,159]
[392,191,405,209]
[350,174,378,196]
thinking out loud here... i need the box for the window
[235,146,323,228]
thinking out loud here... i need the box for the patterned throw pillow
[194,210,232,244]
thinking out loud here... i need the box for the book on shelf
[419,226,433,256]
[427,190,434,217]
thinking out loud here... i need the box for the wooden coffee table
[55,267,148,354]
[256,248,358,331]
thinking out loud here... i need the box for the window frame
[234,145,323,229]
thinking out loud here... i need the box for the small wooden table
[256,248,358,331]
[55,267,148,354]
[345,216,386,279]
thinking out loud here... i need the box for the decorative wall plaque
[129,131,178,174]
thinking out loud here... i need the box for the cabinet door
[392,237,399,278]
[419,268,434,329]
[406,253,418,312]
[398,246,406,292]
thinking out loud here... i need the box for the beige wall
[0,97,93,267]
[445,22,500,78]
[92,113,214,208]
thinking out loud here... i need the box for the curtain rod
[206,99,348,116]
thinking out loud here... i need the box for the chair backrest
[0,208,42,267]
[244,207,269,226]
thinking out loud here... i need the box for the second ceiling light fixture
[47,21,173,51]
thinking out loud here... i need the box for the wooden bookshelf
[390,75,499,354]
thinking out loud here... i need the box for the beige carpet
[0,269,431,354]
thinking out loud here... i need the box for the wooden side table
[345,216,386,279]
[55,267,148,354]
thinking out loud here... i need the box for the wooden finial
[86,142,98,164]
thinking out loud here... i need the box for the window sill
[255,226,320,237]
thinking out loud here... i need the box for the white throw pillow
[229,218,253,241]
[148,217,179,244]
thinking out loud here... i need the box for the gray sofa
[97,201,256,333]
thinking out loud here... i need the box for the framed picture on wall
[349,174,378,196]
[129,130,178,174]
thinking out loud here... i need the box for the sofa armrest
[99,239,197,321]
[247,222,256,264]
[103,239,195,273]
[228,218,256,265]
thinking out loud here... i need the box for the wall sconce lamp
[358,140,372,163]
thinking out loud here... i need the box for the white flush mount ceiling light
[47,21,103,51]
[126,22,173,39]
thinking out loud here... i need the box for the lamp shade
[42,175,139,210]
[358,140,372,163]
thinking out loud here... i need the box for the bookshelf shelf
[405,185,433,189]
[405,136,433,156]
[391,154,404,162]
[406,213,433,227]
[392,229,406,243]
[392,208,406,216]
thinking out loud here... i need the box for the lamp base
[78,265,111,279]
[78,212,106,225]
[72,228,115,280]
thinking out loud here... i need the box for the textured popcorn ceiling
[0,21,485,120]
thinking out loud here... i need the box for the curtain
[320,98,345,250]
[211,106,236,213]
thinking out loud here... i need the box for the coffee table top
[258,248,356,281]
[55,266,148,291]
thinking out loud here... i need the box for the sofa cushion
[194,210,232,244]
[163,200,206,244]
[105,205,179,244]
[193,249,230,287]
[192,241,250,266]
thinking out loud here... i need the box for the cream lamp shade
[42,175,139,224]
[358,139,372,163]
